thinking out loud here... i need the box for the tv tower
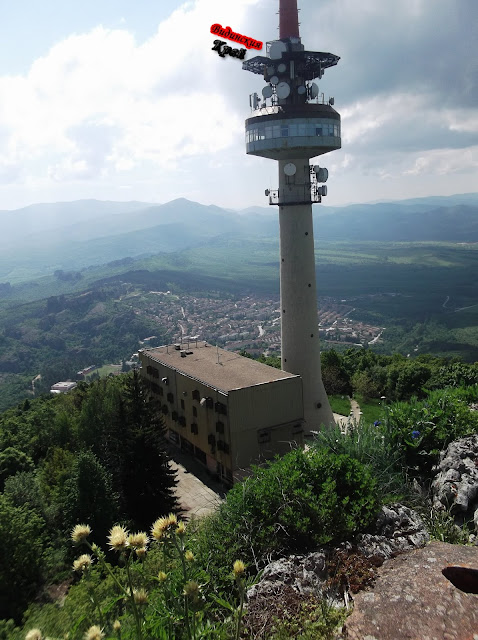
[243,0,340,431]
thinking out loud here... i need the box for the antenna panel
[269,41,287,60]
[310,83,319,98]
[276,81,291,99]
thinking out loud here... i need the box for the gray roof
[141,342,298,392]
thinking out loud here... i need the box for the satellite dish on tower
[284,162,297,176]
[276,81,291,99]
[266,66,275,76]
[309,83,319,99]
[270,75,279,85]
[278,63,287,73]
[269,41,287,60]
[297,85,306,95]
[262,85,273,98]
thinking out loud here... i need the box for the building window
[167,392,174,404]
[162,404,169,415]
[191,423,199,435]
[215,401,227,415]
[216,421,224,434]
[192,406,197,417]
[180,399,185,410]
[172,411,178,421]
[192,389,200,401]
[178,416,186,427]
[258,429,271,444]
[223,442,230,455]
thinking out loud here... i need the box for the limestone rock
[356,503,429,561]
[247,504,429,603]
[345,541,478,640]
[432,435,478,529]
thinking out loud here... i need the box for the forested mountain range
[1,193,478,284]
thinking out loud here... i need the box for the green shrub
[314,420,407,503]
[385,386,478,476]
[193,448,380,584]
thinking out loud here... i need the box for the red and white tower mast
[243,0,340,432]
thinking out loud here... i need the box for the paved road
[168,448,226,519]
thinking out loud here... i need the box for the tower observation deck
[243,0,340,431]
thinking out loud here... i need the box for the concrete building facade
[139,342,304,485]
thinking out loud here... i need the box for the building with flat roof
[139,341,304,485]
[50,381,77,394]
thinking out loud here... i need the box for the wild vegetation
[1,363,477,637]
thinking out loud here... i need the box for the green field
[329,395,351,416]
[85,364,122,379]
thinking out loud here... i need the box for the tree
[61,451,119,545]
[120,370,179,529]
[322,350,352,396]
[0,447,34,491]
[0,494,46,621]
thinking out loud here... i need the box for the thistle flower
[157,571,168,583]
[176,521,186,537]
[185,550,195,562]
[136,546,147,559]
[128,531,149,550]
[133,588,148,606]
[108,525,129,552]
[25,630,43,640]
[233,560,246,578]
[183,580,200,601]
[71,524,91,544]
[112,620,121,632]
[151,517,169,540]
[84,626,104,640]
[167,513,178,526]
[73,554,93,573]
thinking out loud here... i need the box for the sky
[0,0,476,211]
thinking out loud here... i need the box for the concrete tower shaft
[243,1,340,432]
[280,0,300,40]
[278,159,334,429]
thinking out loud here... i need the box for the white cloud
[0,0,476,209]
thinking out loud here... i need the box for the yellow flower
[25,630,43,640]
[112,620,121,632]
[185,550,195,562]
[71,524,91,544]
[84,626,104,640]
[157,571,168,583]
[108,525,129,552]
[167,513,178,526]
[233,560,246,578]
[183,580,200,598]
[175,521,186,537]
[133,588,148,606]
[151,517,169,540]
[128,531,149,550]
[73,554,93,573]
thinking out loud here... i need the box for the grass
[85,364,122,379]
[329,395,351,416]
[353,395,385,425]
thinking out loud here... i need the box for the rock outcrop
[344,541,478,640]
[247,504,429,603]
[432,435,478,531]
